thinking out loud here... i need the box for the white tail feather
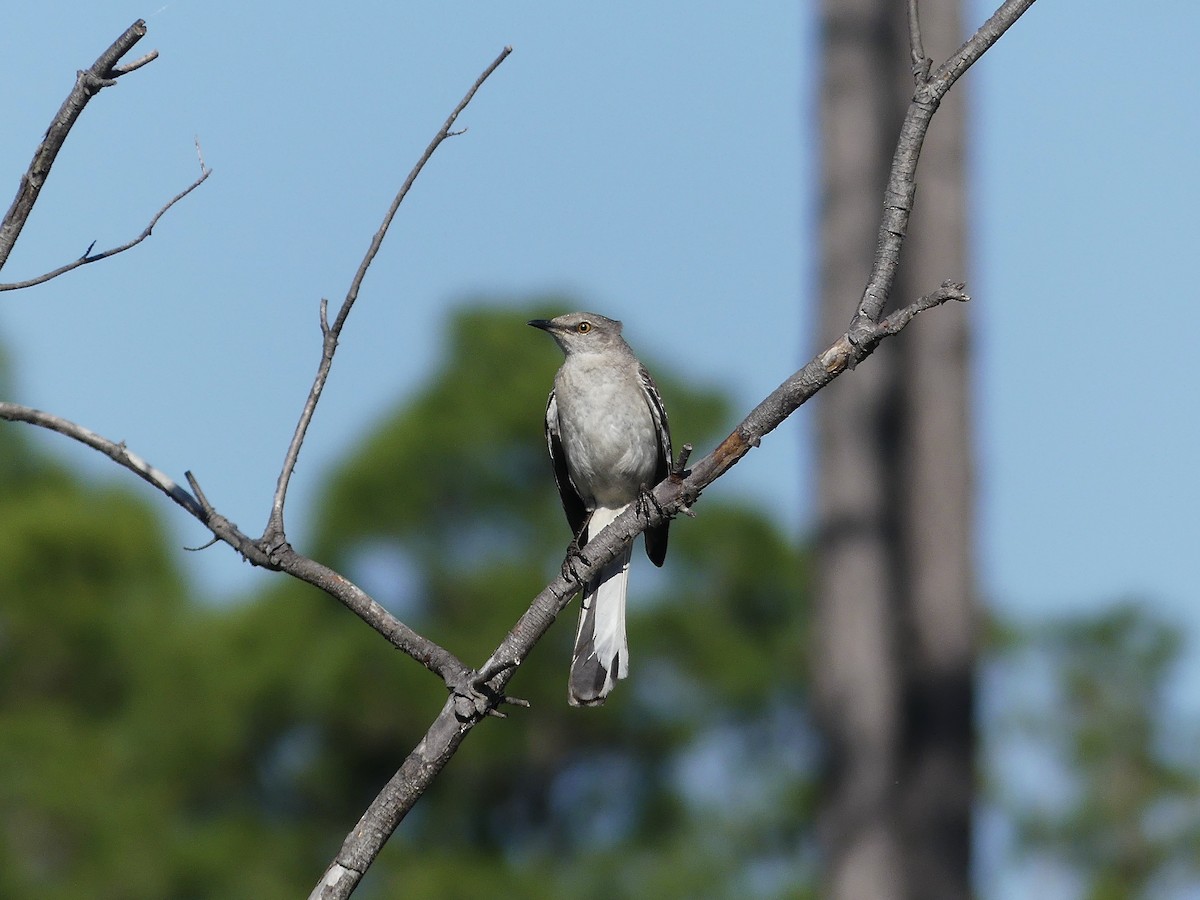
[569,504,632,704]
[585,505,630,683]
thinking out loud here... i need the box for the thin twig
[266,46,514,542]
[930,0,1038,95]
[111,50,159,77]
[0,402,204,518]
[0,20,154,271]
[852,0,1037,332]
[0,164,211,292]
[908,0,932,81]
[671,443,693,477]
[876,280,969,336]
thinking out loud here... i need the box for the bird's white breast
[554,354,658,508]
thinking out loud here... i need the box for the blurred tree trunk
[812,1,974,898]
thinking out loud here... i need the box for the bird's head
[528,311,625,356]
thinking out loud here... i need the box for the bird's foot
[561,535,590,581]
[450,662,530,722]
[636,483,667,524]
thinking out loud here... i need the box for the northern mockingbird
[529,312,671,707]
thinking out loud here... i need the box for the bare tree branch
[0,20,158,272]
[0,47,515,699]
[852,0,1037,333]
[308,2,1034,895]
[265,46,514,544]
[0,399,476,690]
[907,0,933,81]
[0,402,205,517]
[930,0,1038,92]
[0,154,211,292]
[110,50,159,77]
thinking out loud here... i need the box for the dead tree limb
[0,20,205,283]
[265,47,513,547]
[0,45,516,701]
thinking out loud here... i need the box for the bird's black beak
[527,319,553,331]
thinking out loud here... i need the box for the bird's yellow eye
[577,321,591,334]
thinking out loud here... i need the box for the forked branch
[0,39,515,695]
[0,146,211,292]
[265,46,514,543]
[0,20,173,274]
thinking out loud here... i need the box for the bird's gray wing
[545,390,589,540]
[637,365,672,567]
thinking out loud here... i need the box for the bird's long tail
[569,505,631,707]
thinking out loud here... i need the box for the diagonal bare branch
[852,0,1037,331]
[266,46,514,543]
[0,20,156,272]
[0,400,474,688]
[930,0,1039,96]
[0,157,211,292]
[0,402,205,517]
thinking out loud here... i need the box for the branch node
[80,71,117,93]
[907,0,933,83]
[267,46,512,542]
[185,470,215,517]
[110,49,158,77]
[671,442,693,478]
[451,669,528,723]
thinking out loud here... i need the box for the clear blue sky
[2,2,1198,896]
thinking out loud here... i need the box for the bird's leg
[561,525,591,581]
[636,483,667,525]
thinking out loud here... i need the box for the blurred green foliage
[987,604,1200,899]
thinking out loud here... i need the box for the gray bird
[529,312,672,706]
